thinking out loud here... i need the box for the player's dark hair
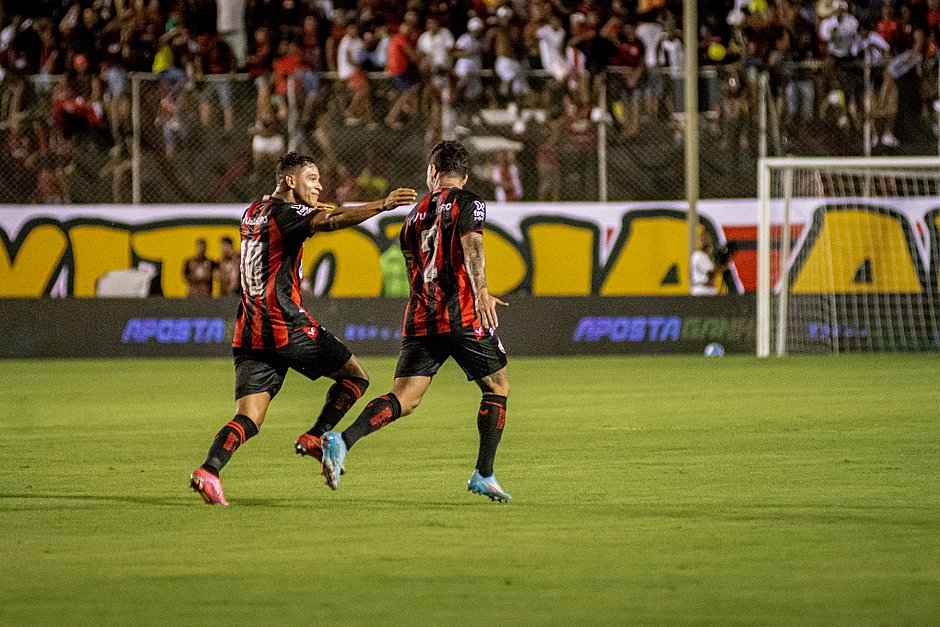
[429,140,469,177]
[276,152,316,181]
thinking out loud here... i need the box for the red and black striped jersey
[232,197,320,350]
[400,187,487,336]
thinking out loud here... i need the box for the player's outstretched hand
[476,288,508,330]
[383,188,418,210]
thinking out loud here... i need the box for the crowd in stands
[1,0,939,204]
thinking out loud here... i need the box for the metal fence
[1,61,938,205]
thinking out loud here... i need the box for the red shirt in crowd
[387,31,412,75]
[272,53,302,94]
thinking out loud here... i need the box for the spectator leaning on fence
[820,0,861,129]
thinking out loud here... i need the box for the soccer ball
[704,342,725,357]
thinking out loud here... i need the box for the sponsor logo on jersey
[473,200,486,222]
[293,204,315,216]
[243,215,268,225]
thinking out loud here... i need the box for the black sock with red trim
[475,394,507,478]
[341,393,402,450]
[201,414,259,476]
[307,376,369,437]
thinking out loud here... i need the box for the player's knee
[480,372,509,397]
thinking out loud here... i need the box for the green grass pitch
[1,354,938,624]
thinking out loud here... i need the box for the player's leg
[342,374,431,447]
[320,375,431,490]
[190,352,286,505]
[339,334,445,448]
[282,327,368,460]
[452,328,511,502]
[320,335,445,489]
[305,355,369,439]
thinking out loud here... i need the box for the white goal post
[756,157,940,357]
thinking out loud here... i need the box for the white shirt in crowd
[635,21,665,68]
[658,37,683,71]
[536,24,568,81]
[337,34,364,80]
[852,31,890,67]
[690,250,717,296]
[820,12,859,59]
[417,28,455,71]
[455,32,482,76]
[216,0,246,34]
[492,163,522,202]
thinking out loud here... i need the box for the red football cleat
[190,467,229,506]
[296,433,345,475]
[295,433,325,461]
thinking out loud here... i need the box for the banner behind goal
[757,157,940,356]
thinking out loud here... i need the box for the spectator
[487,6,531,103]
[217,236,240,296]
[217,0,248,68]
[492,149,522,202]
[416,16,454,75]
[270,39,303,120]
[184,238,217,297]
[537,13,569,89]
[536,117,561,201]
[453,16,484,117]
[53,54,105,140]
[820,0,861,128]
[249,109,285,189]
[385,20,420,129]
[337,22,373,125]
[690,229,725,296]
[612,22,646,140]
[769,31,814,126]
[196,33,235,132]
[876,4,900,49]
[561,93,596,199]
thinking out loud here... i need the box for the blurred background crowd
[1,0,939,204]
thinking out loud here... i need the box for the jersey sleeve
[456,190,486,235]
[272,201,318,240]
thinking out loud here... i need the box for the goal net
[757,157,940,356]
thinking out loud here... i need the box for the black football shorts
[395,325,508,381]
[233,325,352,399]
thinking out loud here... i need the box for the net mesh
[763,161,940,354]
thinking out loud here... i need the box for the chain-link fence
[2,61,940,205]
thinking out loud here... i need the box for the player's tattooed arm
[461,231,508,329]
[309,188,417,233]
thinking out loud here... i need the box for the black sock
[341,393,402,450]
[201,414,259,476]
[475,394,507,478]
[307,376,369,437]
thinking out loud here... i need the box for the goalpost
[756,157,940,357]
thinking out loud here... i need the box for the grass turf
[0,354,938,625]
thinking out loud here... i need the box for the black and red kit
[232,197,320,350]
[399,187,488,337]
[395,186,506,382]
[230,197,352,399]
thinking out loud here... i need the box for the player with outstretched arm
[319,140,513,501]
[189,152,417,505]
